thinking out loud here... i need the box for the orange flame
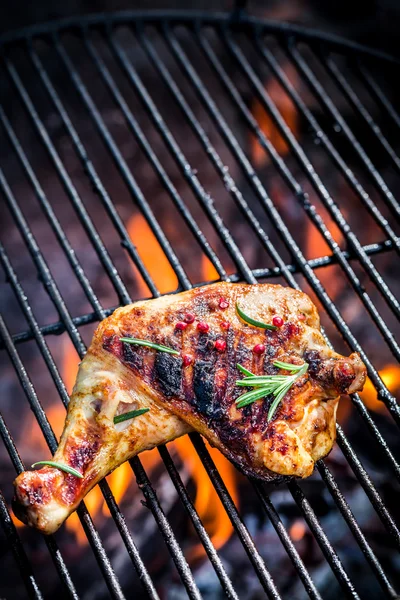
[360,364,400,414]
[127,213,178,295]
[250,63,298,168]
[200,254,219,284]
[126,214,237,557]
[40,215,238,552]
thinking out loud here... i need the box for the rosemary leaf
[236,363,255,377]
[236,387,273,408]
[31,461,83,479]
[235,360,309,420]
[114,408,150,424]
[273,360,304,372]
[120,338,179,355]
[236,303,278,331]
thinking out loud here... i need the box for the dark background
[0,0,399,57]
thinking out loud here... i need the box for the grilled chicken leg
[13,283,366,534]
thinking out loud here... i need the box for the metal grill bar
[20,34,286,598]
[106,25,363,596]
[104,33,254,284]
[252,39,400,257]
[2,44,290,600]
[321,55,400,174]
[0,245,160,599]
[316,461,397,598]
[287,481,358,597]
[162,19,400,492]
[220,30,400,356]
[1,238,395,349]
[46,27,302,598]
[0,487,43,600]
[159,22,400,584]
[0,139,203,597]
[0,14,399,600]
[187,28,400,418]
[286,43,400,220]
[251,481,322,600]
[80,34,227,282]
[0,309,125,599]
[356,62,400,131]
[133,22,400,587]
[0,411,79,600]
[51,34,192,293]
[157,444,239,600]
[189,434,281,599]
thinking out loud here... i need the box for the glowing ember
[290,519,306,542]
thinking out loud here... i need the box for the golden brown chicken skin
[13,283,366,534]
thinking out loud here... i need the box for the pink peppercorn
[184,313,195,324]
[197,321,210,333]
[182,354,193,367]
[298,313,305,321]
[176,321,188,331]
[219,297,230,309]
[214,339,227,352]
[272,316,284,328]
[220,321,230,330]
[253,343,266,355]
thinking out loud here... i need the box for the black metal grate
[0,9,399,600]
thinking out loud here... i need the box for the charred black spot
[196,332,212,360]
[303,350,323,377]
[217,419,247,456]
[193,359,216,417]
[122,341,144,372]
[235,338,252,369]
[154,352,183,398]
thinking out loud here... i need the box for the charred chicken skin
[13,283,366,534]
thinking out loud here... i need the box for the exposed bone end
[13,468,72,534]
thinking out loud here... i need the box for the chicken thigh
[13,283,366,534]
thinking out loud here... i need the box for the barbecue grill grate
[0,6,399,600]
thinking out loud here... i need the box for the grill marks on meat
[154,352,183,398]
[13,283,367,534]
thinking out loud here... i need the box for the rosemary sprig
[114,408,150,424]
[31,461,83,479]
[236,303,278,331]
[235,360,309,421]
[120,338,179,355]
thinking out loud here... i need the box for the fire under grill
[0,7,400,600]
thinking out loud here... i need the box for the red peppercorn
[272,316,284,328]
[219,297,230,309]
[214,339,226,352]
[220,321,230,330]
[176,321,188,331]
[253,343,266,355]
[182,354,193,367]
[184,313,195,324]
[197,321,210,333]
